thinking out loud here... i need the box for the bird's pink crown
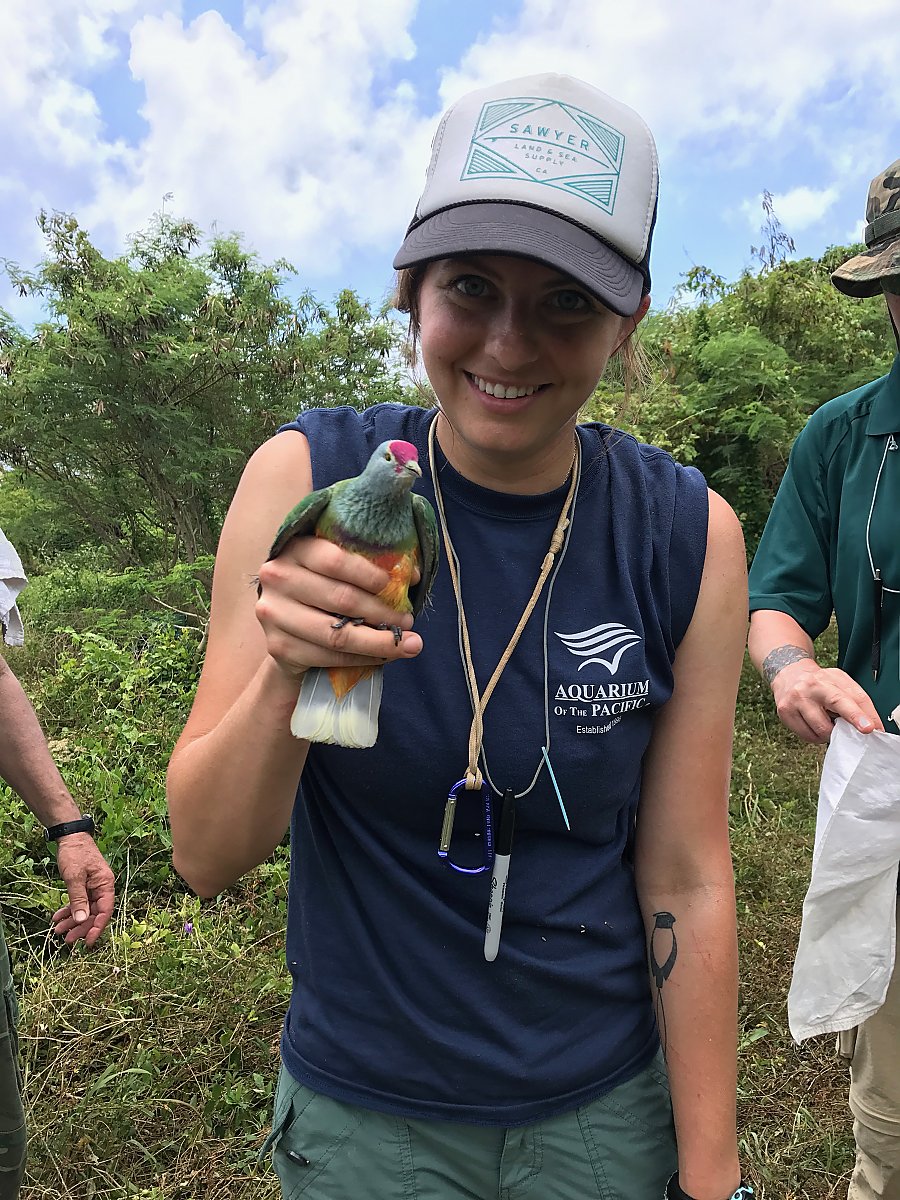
[389,441,419,466]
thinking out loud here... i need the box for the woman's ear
[633,294,652,325]
[614,294,651,353]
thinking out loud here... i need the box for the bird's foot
[331,615,366,631]
[376,623,403,646]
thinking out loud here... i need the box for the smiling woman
[166,72,751,1200]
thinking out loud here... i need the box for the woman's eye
[552,289,590,313]
[453,275,489,298]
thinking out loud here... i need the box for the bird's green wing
[267,486,334,560]
[409,493,440,616]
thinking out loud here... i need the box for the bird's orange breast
[371,546,419,614]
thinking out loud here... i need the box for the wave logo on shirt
[555,623,642,675]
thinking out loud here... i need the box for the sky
[3,0,900,330]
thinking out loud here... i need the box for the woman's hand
[255,535,423,681]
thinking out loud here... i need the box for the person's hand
[52,833,116,947]
[770,659,883,743]
[255,536,423,682]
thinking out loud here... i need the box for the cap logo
[462,96,626,215]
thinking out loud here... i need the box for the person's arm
[167,430,423,898]
[747,610,881,742]
[747,403,883,743]
[0,654,115,947]
[634,491,747,1200]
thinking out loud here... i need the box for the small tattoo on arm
[650,911,677,987]
[649,911,677,1057]
[762,644,815,687]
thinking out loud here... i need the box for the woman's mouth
[466,372,549,400]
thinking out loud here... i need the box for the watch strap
[45,815,95,841]
[666,1174,754,1200]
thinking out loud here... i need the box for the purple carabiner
[438,778,495,874]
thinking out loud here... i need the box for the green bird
[267,439,439,748]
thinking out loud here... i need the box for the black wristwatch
[45,814,95,842]
[666,1174,754,1200]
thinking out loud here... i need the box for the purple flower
[183,921,194,936]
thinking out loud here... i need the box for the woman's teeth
[471,374,539,399]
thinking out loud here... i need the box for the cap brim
[392,202,644,317]
[832,238,900,297]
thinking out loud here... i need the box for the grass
[731,641,854,1199]
[2,591,854,1198]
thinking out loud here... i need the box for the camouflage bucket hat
[832,158,900,296]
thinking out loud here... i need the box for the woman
[167,73,750,1200]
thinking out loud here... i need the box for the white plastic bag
[0,526,27,646]
[788,718,900,1042]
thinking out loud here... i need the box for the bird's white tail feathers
[290,667,384,748]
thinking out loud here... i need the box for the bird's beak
[404,460,422,478]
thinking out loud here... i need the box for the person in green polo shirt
[748,159,900,1200]
[0,528,115,1199]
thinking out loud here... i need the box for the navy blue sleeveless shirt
[276,404,708,1126]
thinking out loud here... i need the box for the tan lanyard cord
[427,417,580,790]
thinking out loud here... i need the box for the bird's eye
[384,452,392,461]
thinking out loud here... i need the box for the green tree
[588,236,895,554]
[0,211,410,566]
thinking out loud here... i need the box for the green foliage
[684,326,804,546]
[596,243,897,554]
[2,623,198,897]
[0,211,410,566]
[586,367,698,466]
[0,473,94,571]
[2,562,214,901]
[18,554,213,631]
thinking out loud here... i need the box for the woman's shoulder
[278,404,433,489]
[580,420,696,466]
[279,402,429,440]
[579,420,707,501]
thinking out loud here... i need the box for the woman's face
[417,254,646,489]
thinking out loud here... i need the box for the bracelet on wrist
[665,1172,754,1200]
[45,814,96,842]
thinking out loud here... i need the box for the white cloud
[0,0,171,263]
[0,0,170,128]
[83,0,432,275]
[741,185,840,234]
[2,0,900,317]
[437,0,900,160]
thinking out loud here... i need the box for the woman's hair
[604,320,652,403]
[392,265,650,397]
[393,265,427,362]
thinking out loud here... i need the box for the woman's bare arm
[634,490,747,1200]
[167,431,421,897]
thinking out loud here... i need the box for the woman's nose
[483,305,541,371]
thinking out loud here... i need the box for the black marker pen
[484,789,516,963]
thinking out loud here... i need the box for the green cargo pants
[0,917,25,1200]
[263,1053,676,1199]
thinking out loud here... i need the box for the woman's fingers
[258,597,421,669]
[259,541,414,631]
[256,537,421,675]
